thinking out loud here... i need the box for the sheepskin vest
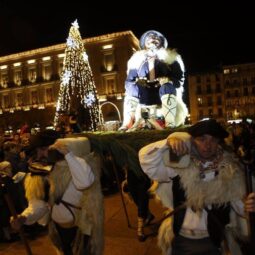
[172,175,230,247]
[24,152,104,255]
[172,151,245,246]
[157,149,246,255]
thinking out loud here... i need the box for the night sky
[0,1,254,73]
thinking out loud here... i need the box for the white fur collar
[127,48,180,72]
[175,152,245,210]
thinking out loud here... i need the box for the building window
[31,90,38,104]
[199,110,203,119]
[1,73,8,88]
[206,84,211,94]
[196,76,201,83]
[206,76,211,83]
[3,95,10,108]
[243,87,248,96]
[196,85,202,94]
[226,91,231,98]
[207,96,213,106]
[197,97,203,106]
[217,96,222,105]
[218,108,223,117]
[225,79,230,88]
[58,61,64,76]
[43,65,51,81]
[234,90,239,97]
[16,93,23,106]
[103,53,115,72]
[106,78,116,94]
[102,44,115,72]
[243,78,248,85]
[208,108,213,118]
[232,79,239,86]
[46,88,53,102]
[14,70,22,86]
[216,83,221,93]
[28,68,37,83]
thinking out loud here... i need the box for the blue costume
[120,30,188,131]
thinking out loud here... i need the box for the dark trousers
[55,224,90,255]
[172,235,221,255]
[127,170,151,219]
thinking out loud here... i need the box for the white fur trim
[158,217,174,255]
[127,48,181,73]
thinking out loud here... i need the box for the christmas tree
[54,19,100,131]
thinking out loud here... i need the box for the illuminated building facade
[0,31,139,131]
[188,62,255,124]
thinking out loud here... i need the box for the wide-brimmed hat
[29,129,61,150]
[139,30,168,49]
[188,119,229,140]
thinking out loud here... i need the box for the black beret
[29,130,61,150]
[188,119,229,139]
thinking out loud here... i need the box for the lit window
[31,91,38,104]
[1,73,8,88]
[107,79,115,93]
[28,68,37,83]
[102,44,113,50]
[58,62,64,76]
[3,95,10,108]
[27,59,36,64]
[46,88,53,102]
[104,54,115,71]
[197,97,203,105]
[99,95,107,102]
[58,53,65,58]
[43,65,51,81]
[0,65,7,70]
[42,56,51,61]
[14,70,22,86]
[16,93,23,106]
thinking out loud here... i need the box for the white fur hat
[139,30,168,49]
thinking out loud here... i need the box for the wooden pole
[109,154,132,228]
[242,159,255,254]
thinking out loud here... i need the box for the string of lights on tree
[54,19,100,131]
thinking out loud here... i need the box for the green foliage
[78,127,187,179]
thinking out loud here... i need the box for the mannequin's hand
[136,77,148,87]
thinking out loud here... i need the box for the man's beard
[146,45,159,57]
